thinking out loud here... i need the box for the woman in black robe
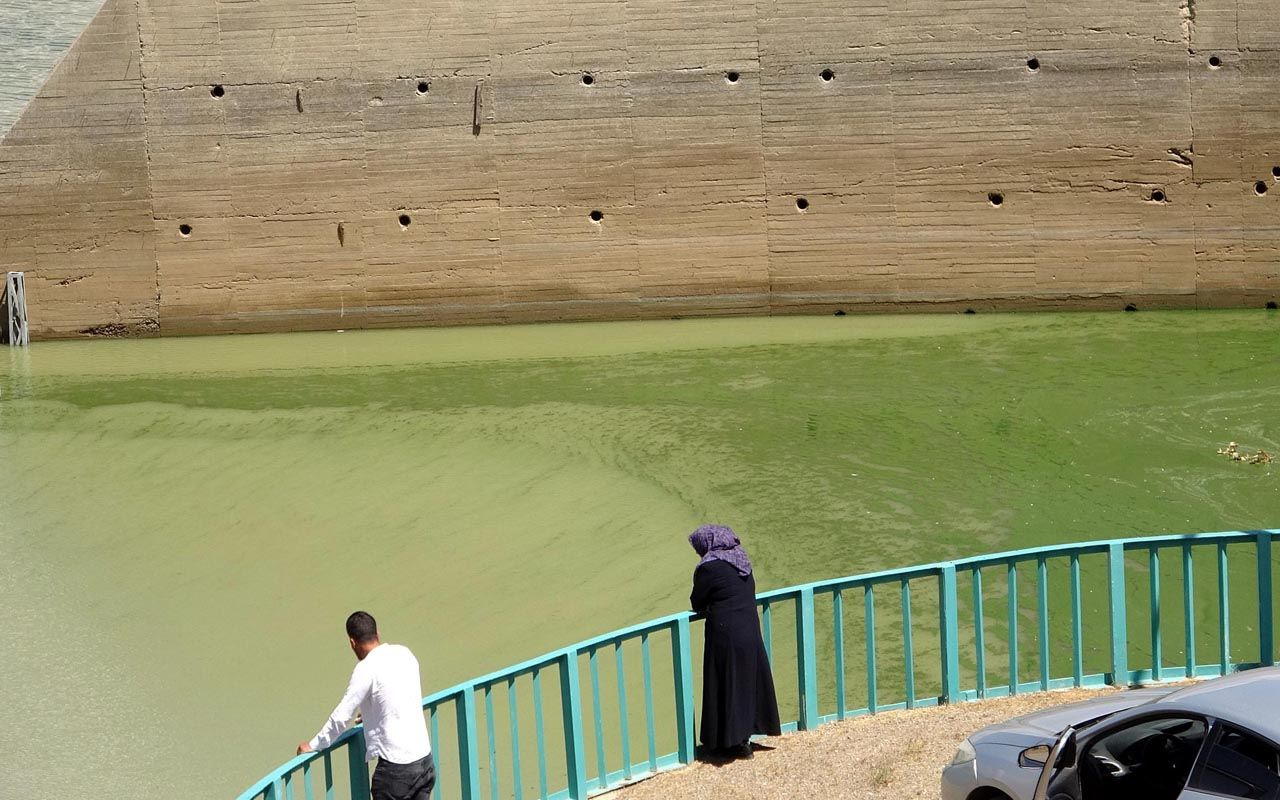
[688,525,781,759]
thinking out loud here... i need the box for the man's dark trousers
[371,754,435,800]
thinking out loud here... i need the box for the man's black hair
[346,611,379,644]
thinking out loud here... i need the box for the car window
[1189,726,1280,800]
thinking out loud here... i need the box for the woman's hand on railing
[296,741,314,756]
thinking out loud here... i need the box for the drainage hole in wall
[178,224,193,237]
[833,309,846,316]
[988,192,1004,206]
[1273,166,1280,179]
[581,73,595,86]
[589,209,604,223]
[1267,301,1278,310]
[1124,304,1137,312]
[1026,57,1040,71]
[416,81,430,95]
[296,89,303,113]
[1150,189,1166,203]
[1209,55,1222,68]
[820,69,835,82]
[796,197,810,211]
[726,71,740,84]
[964,308,976,314]
[398,213,412,228]
[210,85,225,98]
[1256,181,1269,196]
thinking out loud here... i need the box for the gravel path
[609,688,1120,800]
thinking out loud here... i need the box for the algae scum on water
[1,311,1277,798]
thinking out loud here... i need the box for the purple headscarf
[689,524,753,576]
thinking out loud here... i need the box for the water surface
[2,311,1277,798]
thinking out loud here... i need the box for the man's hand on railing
[296,741,314,756]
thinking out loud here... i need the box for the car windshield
[1072,710,1120,735]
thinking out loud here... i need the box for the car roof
[1150,667,1280,742]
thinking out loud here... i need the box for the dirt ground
[609,688,1121,800]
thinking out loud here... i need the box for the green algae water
[2,311,1278,798]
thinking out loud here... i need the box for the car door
[1033,713,1210,800]
[1178,724,1280,800]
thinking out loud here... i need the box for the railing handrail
[238,725,364,799]
[240,527,1280,800]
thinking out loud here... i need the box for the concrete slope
[0,0,156,336]
[0,0,1278,338]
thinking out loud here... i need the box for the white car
[942,667,1280,800]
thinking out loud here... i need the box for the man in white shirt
[297,611,435,800]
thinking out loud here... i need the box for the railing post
[1258,532,1274,666]
[1218,542,1231,674]
[939,564,961,703]
[1108,542,1129,685]
[347,731,371,800]
[796,587,819,730]
[671,617,697,764]
[559,651,588,798]
[456,687,481,800]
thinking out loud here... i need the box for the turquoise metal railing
[239,529,1280,800]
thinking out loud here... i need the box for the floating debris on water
[1217,442,1274,464]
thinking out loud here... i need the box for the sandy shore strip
[607,687,1121,800]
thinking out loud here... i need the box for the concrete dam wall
[1,0,1278,338]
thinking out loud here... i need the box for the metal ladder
[3,271,29,346]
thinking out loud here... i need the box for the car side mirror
[1032,727,1076,800]
[1020,744,1051,767]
